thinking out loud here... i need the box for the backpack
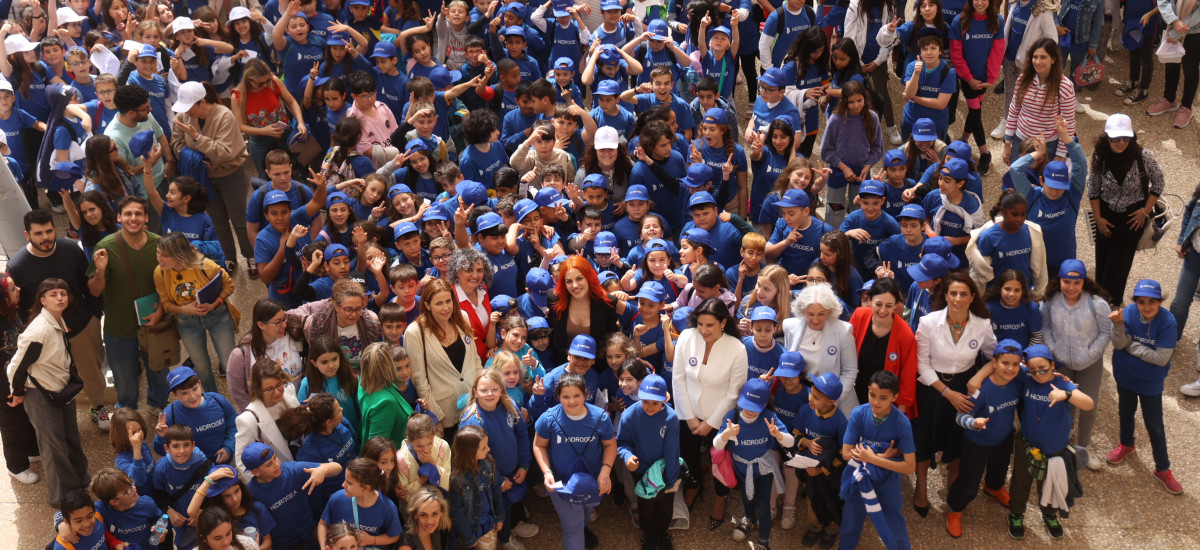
[550,412,604,506]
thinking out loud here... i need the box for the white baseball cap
[172,81,206,113]
[1105,113,1135,139]
[4,34,39,53]
[595,126,619,150]
[171,16,195,33]
[0,80,13,93]
[228,6,252,22]
[56,7,88,25]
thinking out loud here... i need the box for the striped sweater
[1004,74,1077,158]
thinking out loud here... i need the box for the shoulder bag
[117,233,180,371]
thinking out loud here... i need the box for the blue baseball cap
[582,173,609,190]
[372,41,397,58]
[326,191,351,209]
[301,74,330,91]
[776,188,811,208]
[203,465,239,496]
[812,372,843,400]
[504,2,528,19]
[858,179,886,197]
[569,334,597,359]
[393,222,419,241]
[684,163,714,188]
[908,254,948,283]
[514,198,539,223]
[553,57,576,72]
[262,189,289,208]
[1132,279,1162,300]
[1043,160,1071,190]
[898,204,925,220]
[129,130,156,159]
[560,471,602,506]
[347,0,371,5]
[648,19,669,40]
[405,139,430,153]
[455,180,489,207]
[534,187,564,208]
[490,295,513,314]
[759,67,788,88]
[527,316,550,330]
[600,0,622,10]
[526,268,554,307]
[598,270,619,285]
[596,79,622,96]
[594,231,618,254]
[429,66,462,89]
[749,306,778,323]
[167,365,198,392]
[912,118,937,142]
[326,31,351,46]
[702,107,730,126]
[638,374,669,401]
[995,338,1024,357]
[473,212,504,234]
[883,149,907,167]
[137,44,157,58]
[241,442,275,471]
[598,44,621,64]
[922,236,961,269]
[710,25,732,39]
[625,184,650,202]
[946,140,973,160]
[636,281,665,302]
[388,183,414,200]
[687,191,717,210]
[1023,344,1055,363]
[682,227,710,247]
[502,25,526,39]
[550,254,569,268]
[939,158,969,181]
[47,161,82,191]
[645,238,671,253]
[551,0,572,17]
[671,306,693,332]
[422,207,449,222]
[859,279,875,295]
[1058,259,1087,279]
[916,25,944,42]
[324,244,349,261]
[775,351,805,378]
[737,378,770,413]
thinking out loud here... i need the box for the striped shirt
[1004,74,1077,158]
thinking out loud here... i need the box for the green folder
[134,293,159,326]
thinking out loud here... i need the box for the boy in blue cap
[794,370,847,544]
[151,424,209,549]
[370,41,411,117]
[750,67,803,134]
[127,44,172,140]
[243,442,343,549]
[592,231,628,276]
[714,378,794,548]
[765,189,833,277]
[495,25,542,81]
[922,157,985,268]
[903,253,948,332]
[697,14,741,101]
[1007,118,1086,276]
[529,334,601,418]
[550,57,583,105]
[682,189,745,269]
[624,19,691,85]
[870,203,926,291]
[742,306,784,380]
[254,177,328,308]
[617,373,681,550]
[518,268,554,319]
[589,80,638,137]
[631,281,669,372]
[244,149,315,245]
[152,366,237,465]
[460,211,521,297]
[621,65,697,139]
[877,149,916,218]
[569,172,617,232]
[841,179,901,276]
[390,221,432,273]
[592,0,637,46]
[537,0,588,70]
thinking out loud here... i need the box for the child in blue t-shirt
[878,149,917,218]
[616,374,680,549]
[922,158,985,268]
[319,457,404,547]
[970,190,1046,293]
[52,489,111,550]
[244,442,344,549]
[838,370,916,550]
[765,189,833,277]
[110,408,155,496]
[742,306,784,380]
[253,172,328,308]
[984,269,1043,347]
[147,176,219,251]
[127,45,172,139]
[871,203,925,290]
[697,13,741,101]
[841,180,901,277]
[900,30,957,141]
[769,353,818,532]
[795,372,847,546]
[152,426,210,549]
[152,367,237,464]
[714,379,795,548]
[69,468,162,550]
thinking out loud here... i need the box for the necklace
[948,316,967,342]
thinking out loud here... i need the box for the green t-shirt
[86,231,161,338]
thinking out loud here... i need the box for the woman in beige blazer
[404,278,482,434]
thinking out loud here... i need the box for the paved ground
[9,29,1200,550]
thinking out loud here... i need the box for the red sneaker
[1154,469,1184,494]
[946,511,963,538]
[1107,444,1136,464]
[983,486,1011,507]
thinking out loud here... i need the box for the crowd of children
[1,0,1197,549]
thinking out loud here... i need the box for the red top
[849,307,919,418]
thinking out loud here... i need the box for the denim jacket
[1177,193,1200,251]
[448,459,505,547]
[1068,0,1106,49]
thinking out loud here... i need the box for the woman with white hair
[782,283,859,417]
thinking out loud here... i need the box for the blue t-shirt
[922,189,982,267]
[1018,368,1078,454]
[0,107,37,171]
[634,93,697,134]
[902,60,956,134]
[751,148,791,223]
[477,244,518,297]
[702,50,737,99]
[590,104,638,137]
[987,300,1042,347]
[882,178,916,218]
[97,496,161,550]
[875,234,923,291]
[321,490,404,537]
[720,408,785,477]
[949,13,1005,81]
[533,403,616,478]
[253,206,314,299]
[964,375,1023,447]
[796,403,848,467]
[161,210,217,242]
[459,404,531,476]
[842,404,916,482]
[249,461,322,546]
[280,36,327,100]
[742,336,783,379]
[459,143,509,185]
[975,224,1034,287]
[762,6,818,67]
[126,72,171,140]
[840,210,901,275]
[768,217,831,276]
[1112,303,1177,395]
[1005,0,1036,61]
[296,418,357,500]
[771,384,811,435]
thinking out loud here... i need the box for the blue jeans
[176,304,238,393]
[741,472,776,544]
[1170,248,1200,339]
[549,491,598,550]
[1117,387,1170,471]
[248,135,283,180]
[105,334,169,409]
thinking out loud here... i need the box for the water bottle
[243,526,258,543]
[148,514,169,546]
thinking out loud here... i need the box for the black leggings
[679,420,730,498]
[1095,202,1144,305]
[1129,39,1157,90]
[738,53,759,101]
[634,472,675,543]
[1163,32,1200,108]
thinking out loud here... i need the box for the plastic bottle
[244,526,258,543]
[148,514,169,546]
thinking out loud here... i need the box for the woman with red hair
[547,256,626,367]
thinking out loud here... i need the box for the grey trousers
[208,164,253,260]
[1058,359,1104,448]
[24,387,89,508]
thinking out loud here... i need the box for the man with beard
[86,196,169,412]
[6,209,111,430]
[104,85,175,186]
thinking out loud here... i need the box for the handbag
[117,234,180,371]
[1073,54,1106,87]
[1137,196,1180,251]
[28,331,84,407]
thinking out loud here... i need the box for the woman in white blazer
[234,358,300,482]
[783,283,860,417]
[672,298,749,530]
[405,278,483,434]
[913,271,997,515]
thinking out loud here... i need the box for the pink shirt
[347,101,398,154]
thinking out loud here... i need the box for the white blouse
[915,309,997,386]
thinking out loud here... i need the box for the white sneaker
[1181,378,1200,396]
[28,456,40,463]
[781,505,797,529]
[9,469,38,484]
[1087,449,1103,471]
[510,521,540,538]
[1076,101,1084,113]
[501,539,527,550]
[887,126,902,145]
[991,119,1007,139]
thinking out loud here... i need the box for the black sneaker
[1115,80,1138,96]
[613,488,627,507]
[1043,513,1064,539]
[732,518,752,542]
[819,529,839,549]
[978,151,992,176]
[641,536,656,550]
[753,542,771,550]
[584,527,599,549]
[1008,513,1025,540]
[801,525,822,547]
[1125,88,1151,105]
[658,534,674,550]
[994,78,1004,94]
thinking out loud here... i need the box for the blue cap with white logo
[775,351,805,378]
[737,378,770,413]
[594,231,618,254]
[898,204,925,220]
[569,334,597,359]
[625,184,650,202]
[1043,160,1071,190]
[638,374,669,401]
[749,306,778,323]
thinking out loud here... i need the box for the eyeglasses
[96,89,116,96]
[339,306,365,315]
[109,145,118,153]
[1110,137,1132,143]
[265,318,287,327]
[1031,368,1052,376]
[134,106,152,114]
[261,382,285,394]
[30,13,45,19]
[119,485,136,498]
[477,387,502,395]
[431,254,452,262]
[760,85,781,93]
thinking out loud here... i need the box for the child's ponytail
[276,393,339,440]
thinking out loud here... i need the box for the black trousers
[634,471,675,543]
[1163,32,1200,108]
[804,468,845,527]
[946,433,1014,513]
[679,419,729,497]
[1095,202,1143,302]
[0,367,38,474]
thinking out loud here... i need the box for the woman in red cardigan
[849,278,919,418]
[445,247,493,360]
